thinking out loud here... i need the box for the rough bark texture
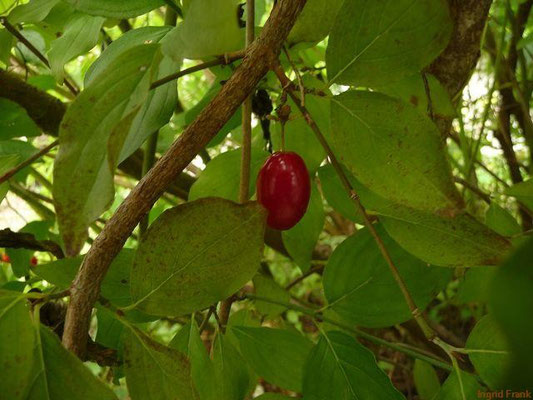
[62,0,307,357]
[428,0,493,100]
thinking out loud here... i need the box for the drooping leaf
[326,0,452,86]
[123,327,197,400]
[303,330,404,400]
[465,314,512,389]
[162,0,243,61]
[232,326,313,392]
[85,26,180,163]
[48,13,105,82]
[0,291,35,400]
[413,360,441,400]
[323,225,451,327]
[505,179,533,212]
[7,0,59,24]
[34,249,134,307]
[282,183,325,272]
[53,43,160,255]
[62,0,164,18]
[0,99,40,140]
[96,306,124,350]
[331,91,463,214]
[189,148,269,202]
[490,237,533,389]
[130,198,266,316]
[26,325,118,399]
[287,0,344,47]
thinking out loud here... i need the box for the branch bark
[0,228,65,259]
[62,0,307,357]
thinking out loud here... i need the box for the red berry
[1,253,10,263]
[256,151,311,230]
[30,256,38,266]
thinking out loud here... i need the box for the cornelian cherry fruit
[256,151,311,230]
[1,253,10,263]
[30,256,38,266]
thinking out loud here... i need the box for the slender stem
[272,62,437,341]
[1,17,78,95]
[0,140,59,185]
[8,182,56,220]
[150,51,245,90]
[244,294,452,372]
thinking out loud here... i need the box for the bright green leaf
[48,13,105,82]
[62,0,164,18]
[433,370,482,400]
[189,148,269,202]
[53,43,159,255]
[505,179,533,212]
[0,99,41,140]
[288,0,343,47]
[130,198,266,316]
[326,0,452,86]
[303,330,404,400]
[413,359,441,400]
[8,0,59,24]
[485,203,521,237]
[252,273,290,317]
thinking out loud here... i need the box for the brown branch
[0,228,64,258]
[62,0,308,357]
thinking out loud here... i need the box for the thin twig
[285,264,324,290]
[149,51,245,90]
[0,140,59,185]
[1,17,79,95]
[272,62,437,341]
[0,228,64,258]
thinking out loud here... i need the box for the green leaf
[186,322,217,400]
[318,164,364,223]
[0,140,37,181]
[123,327,197,400]
[0,0,16,13]
[254,395,292,400]
[465,314,511,389]
[0,292,35,400]
[62,0,164,18]
[7,0,59,24]
[27,325,118,399]
[130,198,266,316]
[53,43,160,255]
[303,330,404,400]
[456,267,497,303]
[84,26,180,163]
[282,183,325,272]
[189,148,269,202]
[0,99,41,140]
[323,224,451,327]
[0,153,20,203]
[485,203,521,236]
[96,307,124,350]
[34,249,134,307]
[252,273,290,317]
[326,0,452,86]
[331,91,463,214]
[0,28,13,66]
[505,179,533,212]
[162,0,243,60]
[413,359,441,400]
[232,326,313,392]
[374,73,455,118]
[287,0,344,47]
[490,237,533,389]
[212,333,254,400]
[380,207,512,267]
[48,13,105,82]
[433,370,482,400]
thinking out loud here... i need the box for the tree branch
[62,0,308,357]
[0,228,64,258]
